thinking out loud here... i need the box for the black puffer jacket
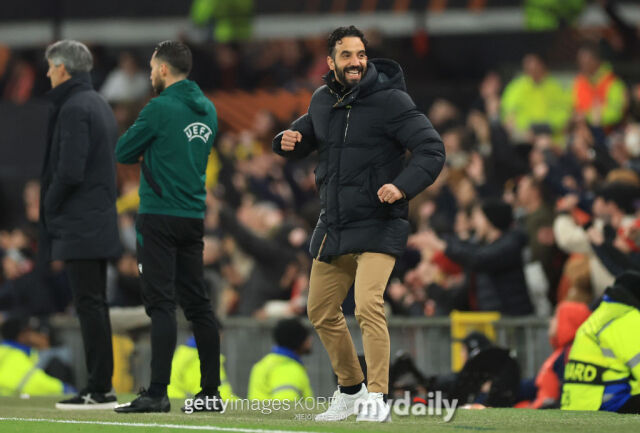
[444,230,534,316]
[273,59,445,261]
[40,73,121,261]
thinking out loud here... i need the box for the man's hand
[377,184,404,204]
[281,130,302,151]
[587,226,605,246]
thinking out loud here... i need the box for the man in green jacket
[561,271,640,413]
[248,318,313,401]
[114,41,222,414]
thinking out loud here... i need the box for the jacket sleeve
[44,105,90,213]
[602,78,627,127]
[385,90,446,200]
[218,207,292,266]
[607,313,640,381]
[591,242,640,276]
[553,214,592,254]
[116,100,159,164]
[272,112,318,160]
[444,234,523,272]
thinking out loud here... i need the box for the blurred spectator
[0,182,71,317]
[573,43,627,128]
[190,0,253,43]
[100,51,149,104]
[516,175,562,310]
[588,182,640,276]
[247,318,313,401]
[524,0,586,31]
[501,54,571,143]
[216,203,307,317]
[0,317,75,396]
[168,335,238,401]
[415,200,533,316]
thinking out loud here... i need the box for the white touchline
[0,418,333,433]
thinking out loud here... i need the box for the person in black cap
[423,199,534,315]
[247,318,313,400]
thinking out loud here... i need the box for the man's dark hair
[578,41,601,60]
[1,317,28,342]
[273,318,309,351]
[327,26,368,58]
[154,40,192,76]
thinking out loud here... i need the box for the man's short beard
[335,65,364,89]
[153,78,165,95]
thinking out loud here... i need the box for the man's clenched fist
[377,184,404,204]
[281,130,302,151]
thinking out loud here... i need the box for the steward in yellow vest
[248,318,313,401]
[167,336,237,401]
[561,271,640,413]
[0,318,74,396]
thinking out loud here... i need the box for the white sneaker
[355,392,391,422]
[314,384,368,421]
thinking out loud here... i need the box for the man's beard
[152,77,165,95]
[335,65,364,89]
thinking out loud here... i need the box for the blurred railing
[51,314,551,398]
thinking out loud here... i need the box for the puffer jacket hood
[323,59,407,106]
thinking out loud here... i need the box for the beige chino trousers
[307,252,396,393]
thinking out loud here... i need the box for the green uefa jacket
[116,79,217,219]
[247,347,313,401]
[561,288,640,411]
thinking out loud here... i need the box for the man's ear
[326,55,335,72]
[59,64,72,80]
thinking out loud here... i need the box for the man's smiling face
[327,36,368,88]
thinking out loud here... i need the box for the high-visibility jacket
[0,342,69,396]
[190,0,253,42]
[501,74,572,137]
[167,339,238,401]
[524,0,585,31]
[573,63,627,127]
[561,294,640,411]
[247,346,313,401]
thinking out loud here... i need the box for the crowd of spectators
[2,3,640,328]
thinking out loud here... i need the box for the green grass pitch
[0,396,638,433]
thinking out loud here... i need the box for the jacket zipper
[320,87,353,260]
[330,88,354,107]
[344,107,351,142]
[316,233,328,260]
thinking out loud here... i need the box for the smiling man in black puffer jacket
[272,26,445,422]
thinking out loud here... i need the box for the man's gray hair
[45,40,93,75]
